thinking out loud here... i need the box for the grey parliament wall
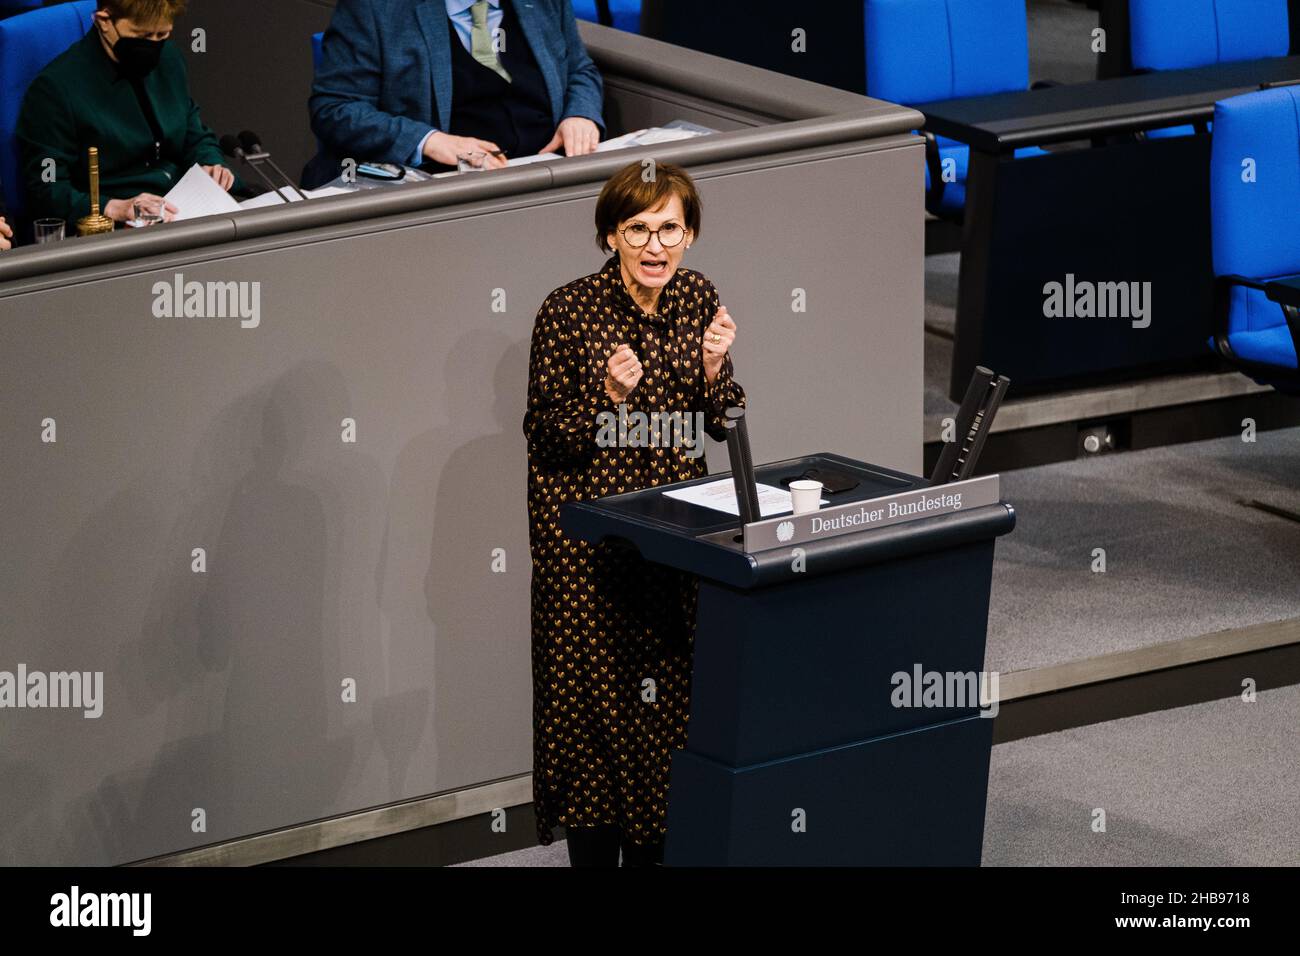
[0,17,923,865]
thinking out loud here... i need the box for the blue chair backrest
[864,0,1030,105]
[0,1,97,222]
[571,0,640,33]
[1211,87,1300,283]
[1131,0,1290,71]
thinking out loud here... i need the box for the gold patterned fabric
[523,254,746,847]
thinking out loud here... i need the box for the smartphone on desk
[357,162,404,181]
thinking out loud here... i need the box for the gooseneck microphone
[220,134,291,204]
[724,406,761,536]
[238,130,309,201]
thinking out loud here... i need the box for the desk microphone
[930,366,1010,486]
[238,130,309,201]
[220,134,291,204]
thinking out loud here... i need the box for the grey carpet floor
[923,251,959,420]
[983,684,1300,865]
[988,426,1300,673]
[1028,0,1101,86]
[456,685,1299,866]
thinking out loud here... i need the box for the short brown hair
[98,0,188,24]
[594,161,702,253]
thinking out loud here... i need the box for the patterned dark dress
[523,253,745,847]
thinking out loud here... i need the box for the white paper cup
[789,479,824,515]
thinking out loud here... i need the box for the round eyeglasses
[620,221,686,248]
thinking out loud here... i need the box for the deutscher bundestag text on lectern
[561,448,1015,866]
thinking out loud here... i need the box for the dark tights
[565,824,665,867]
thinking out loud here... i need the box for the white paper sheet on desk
[504,152,561,167]
[236,185,351,210]
[442,128,705,174]
[595,127,706,152]
[662,478,826,517]
[632,127,705,145]
[164,164,241,221]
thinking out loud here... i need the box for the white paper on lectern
[164,164,241,221]
[662,478,826,517]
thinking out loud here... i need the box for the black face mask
[104,22,166,79]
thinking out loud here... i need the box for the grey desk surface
[922,55,1300,151]
[319,120,718,190]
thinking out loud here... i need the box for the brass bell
[76,147,115,237]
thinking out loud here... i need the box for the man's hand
[104,193,179,224]
[540,116,600,156]
[423,131,507,168]
[605,343,642,402]
[0,216,12,251]
[202,165,235,191]
[702,306,736,384]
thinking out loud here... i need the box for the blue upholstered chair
[1209,87,1300,392]
[571,0,640,33]
[1132,0,1290,70]
[1130,0,1291,138]
[0,1,97,230]
[864,0,1048,217]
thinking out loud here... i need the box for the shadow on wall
[0,329,533,863]
[380,330,531,792]
[10,362,397,864]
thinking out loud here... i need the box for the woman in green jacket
[16,0,235,231]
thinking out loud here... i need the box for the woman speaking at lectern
[523,162,745,866]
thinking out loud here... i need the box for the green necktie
[470,0,512,83]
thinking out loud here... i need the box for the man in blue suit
[306,0,604,186]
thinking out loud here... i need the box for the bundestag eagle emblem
[776,521,795,542]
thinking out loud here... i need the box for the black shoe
[619,837,665,867]
[566,824,621,867]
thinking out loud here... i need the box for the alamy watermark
[50,886,150,935]
[1043,274,1151,328]
[0,665,103,718]
[152,272,261,328]
[891,664,999,718]
[596,403,705,459]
